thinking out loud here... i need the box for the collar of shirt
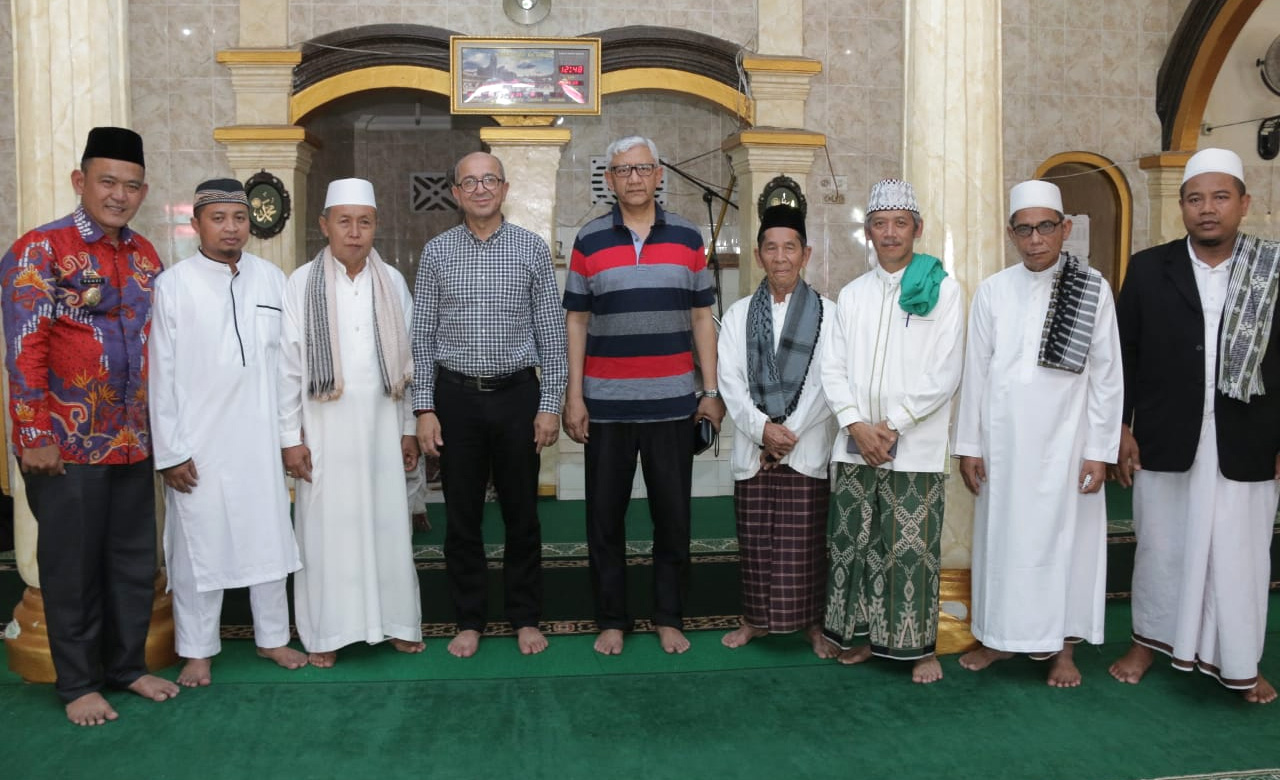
[609,200,668,230]
[464,218,508,245]
[73,204,137,245]
[873,263,906,286]
[1186,236,1234,274]
[327,252,370,286]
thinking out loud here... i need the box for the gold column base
[936,568,978,656]
[4,573,179,683]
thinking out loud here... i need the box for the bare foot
[808,626,839,659]
[127,674,179,702]
[517,626,549,655]
[257,645,309,670]
[837,645,872,666]
[308,651,337,668]
[1108,643,1154,684]
[177,658,212,688]
[913,655,944,684]
[656,626,691,654]
[959,645,1013,671]
[594,629,624,656]
[1244,675,1277,704]
[65,692,118,727]
[721,622,767,649]
[1047,645,1082,688]
[448,630,481,658]
[390,638,426,654]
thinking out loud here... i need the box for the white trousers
[169,512,292,658]
[1131,414,1279,689]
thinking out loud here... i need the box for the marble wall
[128,0,241,264]
[0,0,15,249]
[0,0,1197,286]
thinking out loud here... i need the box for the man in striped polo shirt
[564,136,724,656]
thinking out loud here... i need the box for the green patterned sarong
[823,463,944,660]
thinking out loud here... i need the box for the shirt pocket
[255,304,283,354]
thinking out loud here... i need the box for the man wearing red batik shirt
[1,127,178,727]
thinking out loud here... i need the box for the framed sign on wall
[450,37,601,115]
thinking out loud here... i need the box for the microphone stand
[660,158,737,322]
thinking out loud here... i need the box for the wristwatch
[702,388,721,399]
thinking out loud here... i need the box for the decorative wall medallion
[245,170,291,239]
[757,175,807,218]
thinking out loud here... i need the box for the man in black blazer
[1108,147,1280,704]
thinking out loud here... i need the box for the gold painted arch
[290,64,754,125]
[1166,0,1264,152]
[1035,151,1133,288]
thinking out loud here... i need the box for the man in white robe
[1108,148,1280,704]
[822,179,965,684]
[955,179,1123,687]
[280,178,423,667]
[149,178,307,685]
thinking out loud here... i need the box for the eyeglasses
[455,174,505,193]
[1011,220,1062,238]
[608,163,658,178]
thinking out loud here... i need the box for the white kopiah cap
[1008,180,1063,219]
[1181,147,1245,186]
[324,178,377,210]
[866,178,920,215]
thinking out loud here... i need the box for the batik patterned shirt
[1,206,162,464]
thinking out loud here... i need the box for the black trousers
[26,459,156,703]
[437,376,543,631]
[585,418,693,631]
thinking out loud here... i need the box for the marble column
[215,48,312,273]
[5,0,176,681]
[1139,152,1193,247]
[722,130,827,296]
[902,0,1004,653]
[479,125,571,494]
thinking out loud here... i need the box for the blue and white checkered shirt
[411,220,567,415]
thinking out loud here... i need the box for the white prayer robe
[823,264,965,473]
[280,254,421,653]
[1131,246,1280,689]
[149,252,300,655]
[954,259,1123,651]
[717,291,838,481]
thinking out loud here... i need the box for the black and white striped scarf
[1038,253,1103,374]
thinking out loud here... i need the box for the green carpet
[2,598,1279,780]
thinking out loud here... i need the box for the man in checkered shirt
[412,151,567,659]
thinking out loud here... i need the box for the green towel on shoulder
[899,253,946,316]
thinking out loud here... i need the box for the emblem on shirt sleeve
[81,270,106,307]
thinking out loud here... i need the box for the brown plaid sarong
[733,465,830,632]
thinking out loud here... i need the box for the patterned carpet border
[218,615,743,640]
[1138,771,1280,780]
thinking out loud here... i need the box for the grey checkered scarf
[303,246,412,401]
[746,278,823,423]
[1219,234,1280,401]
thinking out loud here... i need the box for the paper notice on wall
[1065,213,1090,262]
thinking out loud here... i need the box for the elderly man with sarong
[1108,148,1280,704]
[718,205,837,657]
[820,179,964,683]
[955,179,1123,687]
[149,178,307,687]
[279,178,423,667]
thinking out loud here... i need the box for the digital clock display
[559,64,585,75]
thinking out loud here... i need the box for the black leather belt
[436,366,535,392]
